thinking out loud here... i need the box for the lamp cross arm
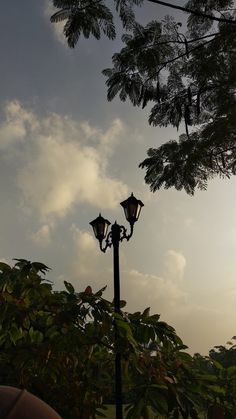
[120,223,134,242]
[99,230,113,253]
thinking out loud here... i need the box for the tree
[190,339,236,419]
[0,259,114,418]
[50,0,236,195]
[208,339,236,418]
[0,259,224,418]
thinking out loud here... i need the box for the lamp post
[90,193,144,419]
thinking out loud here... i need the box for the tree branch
[146,0,236,25]
[210,146,236,157]
[145,37,215,83]
[142,32,220,48]
[186,32,220,44]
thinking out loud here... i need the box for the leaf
[129,398,145,418]
[84,285,92,295]
[94,285,107,297]
[45,326,60,340]
[208,385,225,394]
[212,360,223,370]
[227,366,236,376]
[31,262,51,274]
[178,351,193,363]
[6,282,13,294]
[64,281,75,294]
[149,392,168,414]
[32,330,44,344]
[94,410,106,417]
[46,316,54,327]
[163,375,175,384]
[149,384,167,390]
[9,325,23,345]
[120,299,127,308]
[28,326,44,344]
[23,317,30,329]
[0,262,11,272]
[142,307,150,317]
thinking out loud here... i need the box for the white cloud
[31,224,52,246]
[70,228,188,313]
[44,2,67,46]
[121,268,234,355]
[71,227,100,278]
[0,101,128,218]
[122,269,188,314]
[74,230,97,253]
[164,250,186,281]
[0,101,38,149]
[0,257,10,265]
[66,227,236,355]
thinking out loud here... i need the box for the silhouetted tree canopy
[2,260,236,418]
[51,0,236,195]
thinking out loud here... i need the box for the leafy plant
[50,0,236,195]
[0,259,234,418]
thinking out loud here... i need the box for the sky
[0,0,236,355]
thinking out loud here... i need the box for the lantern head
[120,193,144,225]
[90,214,111,243]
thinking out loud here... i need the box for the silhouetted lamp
[89,193,144,419]
[89,213,110,243]
[120,193,144,225]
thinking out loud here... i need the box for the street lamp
[90,193,144,419]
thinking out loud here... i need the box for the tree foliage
[193,339,236,419]
[1,259,234,418]
[50,1,143,47]
[51,0,236,195]
[0,260,114,418]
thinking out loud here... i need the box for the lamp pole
[112,222,123,418]
[90,193,144,419]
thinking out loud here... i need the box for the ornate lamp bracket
[100,230,113,253]
[120,224,134,242]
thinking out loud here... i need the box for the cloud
[164,250,186,281]
[31,224,52,246]
[0,257,10,265]
[0,101,38,149]
[67,229,236,355]
[70,228,188,313]
[44,2,67,46]
[172,303,234,355]
[71,226,100,277]
[0,101,128,218]
[121,269,188,314]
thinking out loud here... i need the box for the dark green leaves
[0,262,11,272]
[1,259,235,417]
[139,136,211,195]
[64,280,75,294]
[51,1,116,47]
[50,0,145,47]
[102,6,236,194]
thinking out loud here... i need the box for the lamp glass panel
[97,223,104,239]
[97,222,108,240]
[128,203,138,221]
[101,221,109,238]
[135,203,142,220]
